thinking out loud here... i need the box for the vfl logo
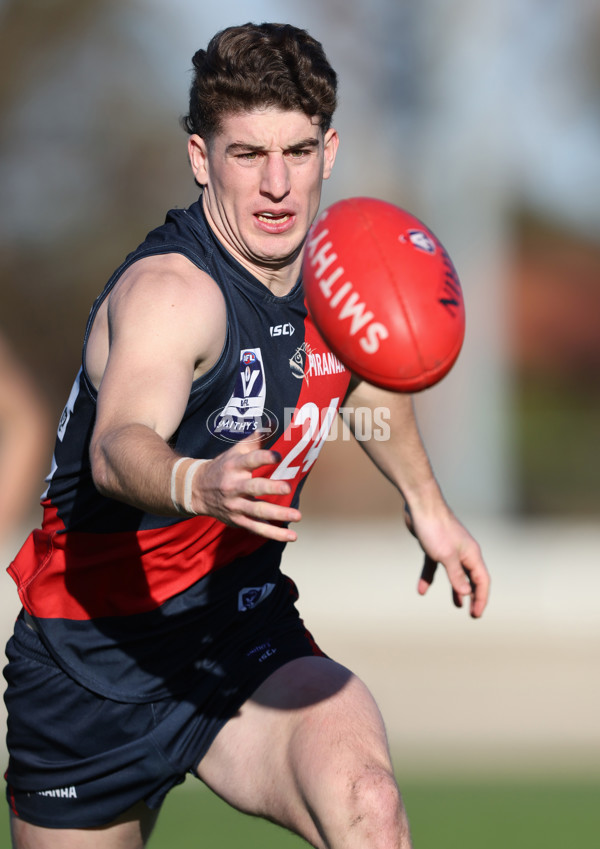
[406,229,437,254]
[238,583,276,612]
[208,348,279,443]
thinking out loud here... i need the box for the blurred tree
[509,211,600,516]
[0,0,110,118]
[0,0,196,417]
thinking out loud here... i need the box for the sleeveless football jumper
[7,198,350,703]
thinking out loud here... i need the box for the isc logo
[270,323,295,337]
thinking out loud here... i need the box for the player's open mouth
[256,212,291,224]
[255,211,295,234]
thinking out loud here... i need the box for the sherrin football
[302,197,465,392]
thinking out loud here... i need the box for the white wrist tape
[170,457,188,513]
[170,456,207,515]
[182,459,206,514]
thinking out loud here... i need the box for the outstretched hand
[192,435,301,543]
[404,504,490,618]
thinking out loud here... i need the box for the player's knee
[345,764,411,846]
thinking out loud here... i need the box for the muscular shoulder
[87,253,227,389]
[113,253,225,324]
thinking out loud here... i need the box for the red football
[302,197,465,392]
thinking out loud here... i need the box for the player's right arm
[88,254,300,542]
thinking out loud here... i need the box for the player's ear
[188,135,209,186]
[322,128,339,180]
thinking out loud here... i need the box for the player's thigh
[10,800,158,849]
[196,656,396,831]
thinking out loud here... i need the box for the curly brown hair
[181,22,338,141]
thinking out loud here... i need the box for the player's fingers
[240,447,282,472]
[443,557,473,603]
[232,495,301,526]
[467,565,491,619]
[417,555,438,596]
[460,544,491,618]
[243,474,292,500]
[224,433,278,461]
[225,432,263,453]
[230,509,299,543]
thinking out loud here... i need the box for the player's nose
[260,154,291,201]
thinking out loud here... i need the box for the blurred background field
[154,776,600,848]
[136,776,600,848]
[1,0,599,846]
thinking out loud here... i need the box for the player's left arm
[343,376,490,618]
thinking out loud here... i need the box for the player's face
[188,108,338,285]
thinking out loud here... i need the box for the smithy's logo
[208,348,279,442]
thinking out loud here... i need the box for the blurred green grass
[2,774,598,847]
[148,775,600,848]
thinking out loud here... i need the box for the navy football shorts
[3,578,323,829]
